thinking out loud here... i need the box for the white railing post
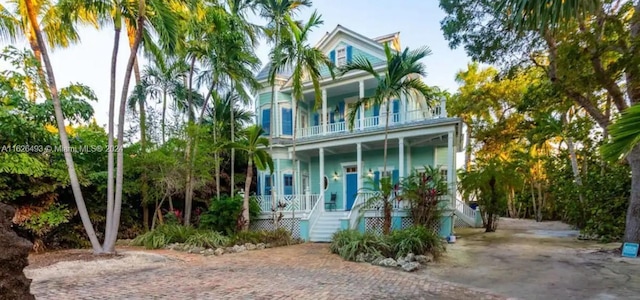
[305,187,311,212]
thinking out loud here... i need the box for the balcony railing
[296,106,444,139]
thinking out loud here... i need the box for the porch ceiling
[298,132,448,157]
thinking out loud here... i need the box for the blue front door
[345,173,358,210]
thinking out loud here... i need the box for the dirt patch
[426,218,640,300]
[27,249,120,269]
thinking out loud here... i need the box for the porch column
[358,80,364,129]
[319,147,325,212]
[447,131,455,205]
[322,89,327,135]
[399,137,404,179]
[276,159,282,199]
[357,142,363,192]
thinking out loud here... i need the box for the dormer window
[336,47,346,66]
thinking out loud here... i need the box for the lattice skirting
[364,217,384,235]
[454,215,473,228]
[250,218,301,239]
[364,216,441,234]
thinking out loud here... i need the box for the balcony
[296,106,444,139]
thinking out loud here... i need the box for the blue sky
[10,1,471,127]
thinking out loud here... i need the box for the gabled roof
[314,24,387,53]
[256,63,294,82]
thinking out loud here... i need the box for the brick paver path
[30,243,510,299]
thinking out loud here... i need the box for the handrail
[307,194,323,232]
[455,198,476,222]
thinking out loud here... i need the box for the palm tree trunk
[382,102,391,235]
[161,90,167,143]
[269,32,280,223]
[230,83,236,197]
[105,14,121,245]
[23,0,102,253]
[103,0,146,253]
[242,157,254,231]
[625,145,640,243]
[183,57,196,225]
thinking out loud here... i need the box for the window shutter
[282,108,292,135]
[373,104,380,117]
[256,175,261,195]
[313,113,319,126]
[435,146,448,168]
[265,175,271,195]
[339,102,345,121]
[262,108,271,135]
[374,171,380,191]
[346,46,353,63]
[392,100,399,114]
[392,169,399,185]
[329,50,336,64]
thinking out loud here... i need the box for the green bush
[199,195,261,234]
[132,224,198,249]
[185,231,228,248]
[387,226,445,258]
[330,226,445,262]
[330,229,389,261]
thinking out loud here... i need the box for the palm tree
[258,0,311,217]
[340,43,440,234]
[21,0,103,252]
[279,11,334,208]
[602,104,640,161]
[230,125,274,231]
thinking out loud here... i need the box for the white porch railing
[455,198,477,225]
[255,194,320,213]
[307,193,323,233]
[296,106,445,139]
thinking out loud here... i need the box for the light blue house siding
[319,41,384,78]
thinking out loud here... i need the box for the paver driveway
[28,243,508,300]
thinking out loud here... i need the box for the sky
[6,0,472,128]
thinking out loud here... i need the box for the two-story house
[250,25,480,242]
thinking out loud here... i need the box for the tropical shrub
[199,195,261,234]
[185,231,229,248]
[400,166,447,229]
[331,227,445,262]
[132,224,199,249]
[229,228,296,247]
[387,226,445,258]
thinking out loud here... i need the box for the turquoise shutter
[373,171,380,191]
[329,50,336,64]
[313,113,319,126]
[282,108,292,135]
[346,46,353,63]
[392,169,399,185]
[373,105,380,117]
[265,175,271,195]
[262,108,271,135]
[339,102,345,122]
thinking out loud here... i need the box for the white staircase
[454,199,481,228]
[309,211,344,242]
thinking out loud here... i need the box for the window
[440,168,448,179]
[261,108,271,135]
[284,175,293,186]
[323,176,329,190]
[345,166,357,173]
[336,47,346,66]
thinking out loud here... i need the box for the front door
[345,173,358,211]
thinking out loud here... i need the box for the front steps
[309,211,344,242]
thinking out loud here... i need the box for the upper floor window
[336,47,347,66]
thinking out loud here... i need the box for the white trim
[340,161,358,167]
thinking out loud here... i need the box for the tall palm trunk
[161,90,167,143]
[242,157,254,231]
[183,57,197,226]
[105,12,121,245]
[269,31,280,222]
[382,102,391,235]
[230,84,236,197]
[625,145,640,243]
[24,0,102,253]
[103,0,146,253]
[127,23,149,230]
